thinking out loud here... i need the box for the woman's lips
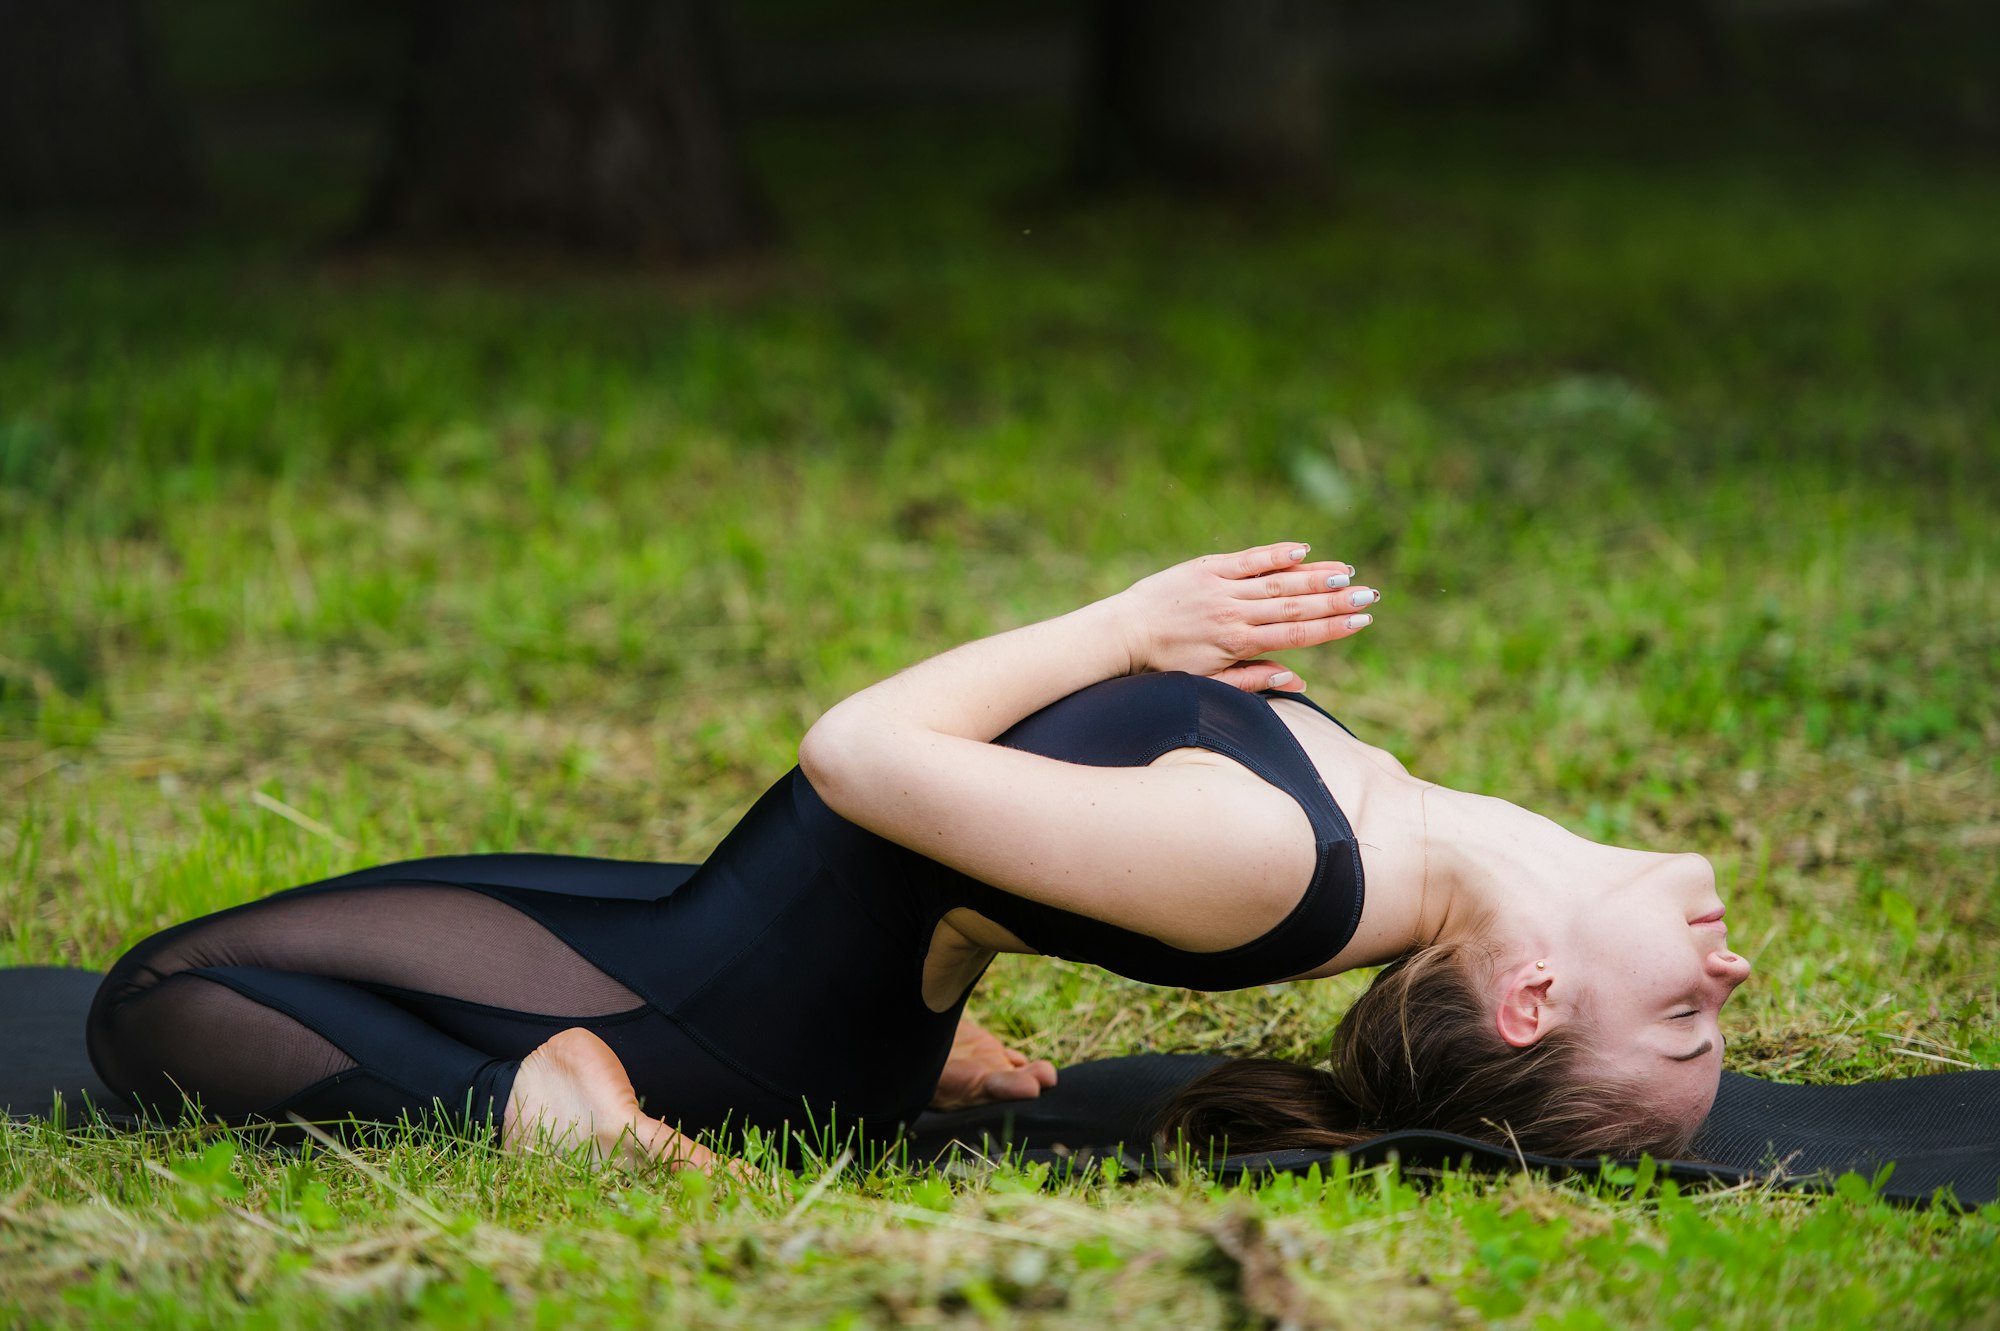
[1690,905,1727,928]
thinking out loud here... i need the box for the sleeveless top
[798,671,1368,992]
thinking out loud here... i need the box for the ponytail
[1154,1056,1375,1155]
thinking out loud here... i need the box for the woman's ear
[1495,963,1557,1047]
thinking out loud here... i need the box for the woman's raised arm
[798,543,1379,945]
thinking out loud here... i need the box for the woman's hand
[928,1017,1059,1112]
[1109,542,1378,692]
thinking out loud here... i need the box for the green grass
[3,103,1998,1326]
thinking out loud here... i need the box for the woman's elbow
[798,704,868,803]
[803,702,922,826]
[796,723,835,792]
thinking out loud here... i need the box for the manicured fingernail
[1348,613,1373,629]
[1288,547,1309,561]
[1270,671,1295,686]
[1327,574,1350,589]
[1349,588,1377,608]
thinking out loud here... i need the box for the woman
[87,542,1751,1172]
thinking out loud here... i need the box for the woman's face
[1563,853,1754,1129]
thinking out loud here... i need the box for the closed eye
[1671,1009,1698,1020]
[1668,1039,1715,1063]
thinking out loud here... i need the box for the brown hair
[1155,943,1700,1160]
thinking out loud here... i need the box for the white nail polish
[1349,588,1375,608]
[1270,671,1295,686]
[1327,574,1350,589]
[1288,547,1309,562]
[1349,613,1373,628]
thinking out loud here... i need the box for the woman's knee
[86,933,202,1090]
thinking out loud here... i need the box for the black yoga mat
[8,967,1996,1208]
[905,1053,2000,1209]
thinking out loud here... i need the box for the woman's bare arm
[799,543,1378,945]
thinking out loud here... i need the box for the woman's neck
[1422,786,1567,944]
[1421,782,1694,964]
[1314,774,1616,973]
[1269,700,1633,975]
[1316,781,1534,968]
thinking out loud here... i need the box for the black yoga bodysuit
[87,672,1366,1151]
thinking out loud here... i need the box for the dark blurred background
[4,0,1995,254]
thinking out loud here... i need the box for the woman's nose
[1707,946,1752,987]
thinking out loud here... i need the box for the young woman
[86,542,1751,1171]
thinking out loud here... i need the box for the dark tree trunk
[1528,0,1731,95]
[0,0,197,218]
[353,0,773,261]
[1070,0,1337,196]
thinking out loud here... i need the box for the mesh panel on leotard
[87,882,647,1130]
[101,883,644,1015]
[97,970,360,1121]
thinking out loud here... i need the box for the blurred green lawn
[3,105,1997,1327]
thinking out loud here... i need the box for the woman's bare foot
[503,1027,724,1173]
[929,1016,1058,1112]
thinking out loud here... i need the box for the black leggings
[88,760,977,1160]
[89,770,970,1152]
[86,855,710,1140]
